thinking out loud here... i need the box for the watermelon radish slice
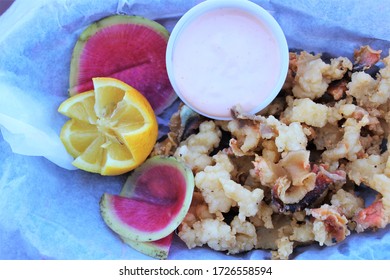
[69,15,177,115]
[121,232,173,260]
[100,156,194,244]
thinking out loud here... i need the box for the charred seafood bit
[272,163,346,213]
[155,46,390,259]
[353,174,390,232]
[152,104,204,157]
[354,200,386,232]
[327,79,348,101]
[353,45,382,71]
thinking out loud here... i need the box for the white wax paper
[0,0,389,260]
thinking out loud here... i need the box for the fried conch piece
[306,204,350,246]
[347,153,387,187]
[347,52,390,107]
[195,151,264,220]
[174,120,221,173]
[227,118,262,155]
[330,189,364,219]
[282,97,330,128]
[252,150,346,212]
[194,152,235,214]
[227,107,308,155]
[273,150,316,205]
[321,116,369,165]
[220,178,264,221]
[292,52,352,99]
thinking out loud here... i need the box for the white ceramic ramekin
[166,0,289,120]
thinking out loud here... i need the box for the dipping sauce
[167,2,288,120]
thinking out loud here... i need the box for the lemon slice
[58,77,158,175]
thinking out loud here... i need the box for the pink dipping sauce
[171,7,283,119]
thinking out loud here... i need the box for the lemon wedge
[58,77,158,175]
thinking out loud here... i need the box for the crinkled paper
[0,0,389,259]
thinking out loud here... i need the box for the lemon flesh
[58,77,158,175]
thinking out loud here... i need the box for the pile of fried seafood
[153,46,390,259]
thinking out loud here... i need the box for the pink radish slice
[69,15,177,114]
[100,156,194,243]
